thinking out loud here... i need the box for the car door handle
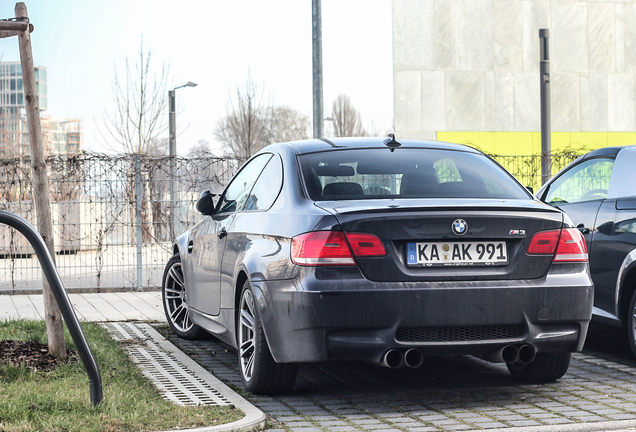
[577,224,590,235]
[218,227,228,239]
[187,240,194,253]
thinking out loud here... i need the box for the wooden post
[15,2,66,359]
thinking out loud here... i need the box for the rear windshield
[298,148,529,200]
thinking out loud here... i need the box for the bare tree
[187,139,212,156]
[101,38,169,154]
[270,106,310,143]
[214,73,273,158]
[148,136,168,156]
[330,94,367,137]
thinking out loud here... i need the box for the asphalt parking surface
[168,322,636,431]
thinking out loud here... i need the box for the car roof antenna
[383,133,401,152]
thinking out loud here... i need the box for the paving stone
[291,428,323,432]
[318,421,349,426]
[360,424,396,430]
[590,408,623,415]
[474,422,506,429]
[573,415,607,421]
[404,428,437,432]
[530,413,560,419]
[286,422,315,428]
[608,413,636,420]
[350,419,382,425]
[275,416,305,421]
[508,420,542,427]
[430,419,461,426]
[541,418,574,424]
[515,408,547,414]
[326,427,358,432]
[494,415,526,421]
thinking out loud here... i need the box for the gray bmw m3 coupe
[163,136,593,394]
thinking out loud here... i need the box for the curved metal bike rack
[0,210,103,406]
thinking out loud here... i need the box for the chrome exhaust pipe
[404,349,424,368]
[380,349,404,368]
[483,345,519,364]
[501,345,520,364]
[518,344,536,364]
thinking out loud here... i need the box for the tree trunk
[16,2,66,359]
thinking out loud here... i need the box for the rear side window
[298,148,529,200]
[244,155,283,211]
[544,158,614,205]
[217,154,272,214]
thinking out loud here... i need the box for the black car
[536,145,636,356]
[163,137,593,394]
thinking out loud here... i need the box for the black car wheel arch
[237,279,297,394]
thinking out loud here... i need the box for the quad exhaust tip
[404,349,424,368]
[380,349,424,369]
[381,349,404,369]
[482,344,537,364]
[379,345,535,369]
[518,344,537,364]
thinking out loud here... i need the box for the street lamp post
[169,81,197,237]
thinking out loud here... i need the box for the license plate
[406,241,508,267]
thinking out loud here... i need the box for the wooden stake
[15,1,66,359]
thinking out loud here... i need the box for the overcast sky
[0,0,393,154]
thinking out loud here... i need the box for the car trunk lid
[316,199,563,282]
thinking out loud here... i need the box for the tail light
[527,228,588,262]
[291,231,386,266]
[553,228,588,262]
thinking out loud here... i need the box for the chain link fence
[0,151,582,293]
[0,153,244,293]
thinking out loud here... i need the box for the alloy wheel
[163,261,194,333]
[239,288,256,382]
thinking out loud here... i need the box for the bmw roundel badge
[452,219,468,236]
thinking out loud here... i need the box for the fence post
[134,155,143,292]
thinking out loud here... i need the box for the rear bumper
[254,263,593,364]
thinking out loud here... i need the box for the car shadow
[582,321,636,366]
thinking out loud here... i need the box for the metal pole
[0,210,102,406]
[134,155,143,292]
[312,0,324,139]
[539,28,551,185]
[168,89,176,238]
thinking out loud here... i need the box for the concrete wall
[393,0,636,152]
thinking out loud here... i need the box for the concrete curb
[140,324,266,432]
[485,418,636,432]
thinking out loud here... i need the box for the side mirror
[196,189,216,216]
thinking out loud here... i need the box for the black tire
[627,289,636,359]
[238,280,297,394]
[507,352,571,382]
[162,254,206,340]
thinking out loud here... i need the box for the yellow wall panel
[437,131,636,155]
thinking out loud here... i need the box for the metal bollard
[0,210,103,406]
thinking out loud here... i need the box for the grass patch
[0,319,243,432]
